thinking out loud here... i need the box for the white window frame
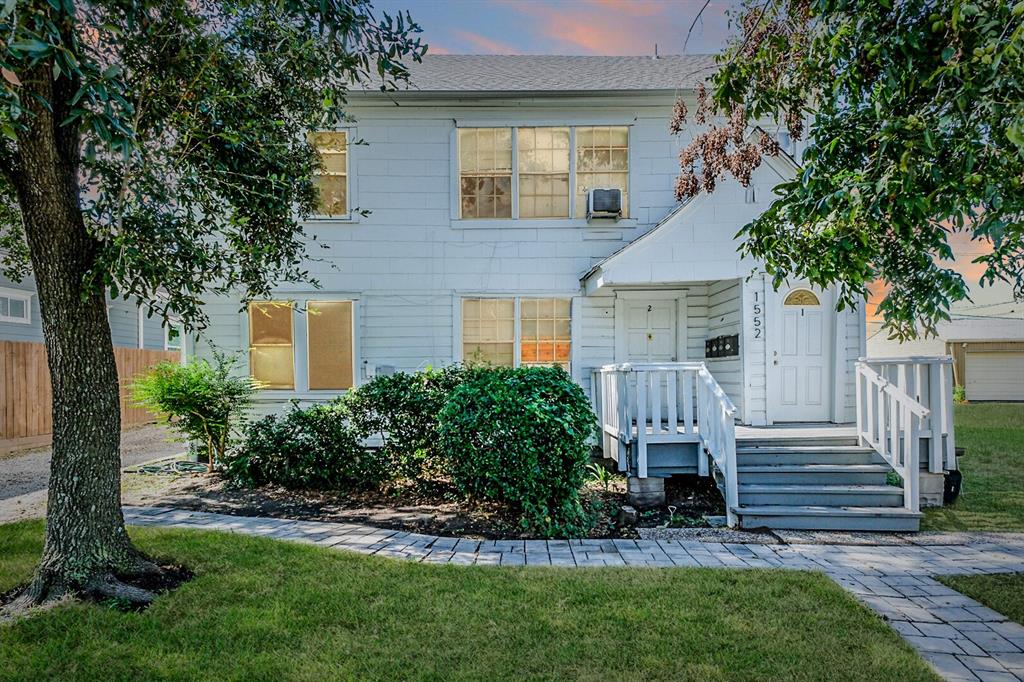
[0,287,32,324]
[451,123,633,226]
[241,294,362,397]
[454,294,575,374]
[164,320,183,351]
[308,126,356,223]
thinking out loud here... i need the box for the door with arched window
[771,286,834,422]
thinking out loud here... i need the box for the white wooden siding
[189,95,864,422]
[706,279,744,417]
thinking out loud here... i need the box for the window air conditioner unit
[587,188,622,220]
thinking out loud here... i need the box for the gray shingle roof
[359,55,717,94]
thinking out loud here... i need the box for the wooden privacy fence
[0,340,179,441]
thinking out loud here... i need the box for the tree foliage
[0,0,425,325]
[676,0,1023,339]
[0,0,424,609]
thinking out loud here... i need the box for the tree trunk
[5,61,157,607]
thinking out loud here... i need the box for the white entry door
[624,299,677,362]
[772,287,834,422]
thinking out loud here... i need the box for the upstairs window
[458,128,513,219]
[310,131,348,217]
[518,127,570,218]
[0,288,31,324]
[456,126,629,220]
[576,126,629,218]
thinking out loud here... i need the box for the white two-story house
[193,55,959,531]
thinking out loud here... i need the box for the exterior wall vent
[587,188,622,220]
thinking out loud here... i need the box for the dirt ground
[0,425,186,522]
[127,471,726,540]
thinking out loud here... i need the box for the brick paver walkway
[125,506,1024,681]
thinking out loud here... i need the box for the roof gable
[582,145,798,292]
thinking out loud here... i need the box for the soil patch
[145,468,730,539]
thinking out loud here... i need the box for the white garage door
[966,352,1024,401]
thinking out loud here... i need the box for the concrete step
[736,464,891,486]
[738,484,904,507]
[736,445,883,466]
[735,504,921,531]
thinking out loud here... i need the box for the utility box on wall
[705,334,739,359]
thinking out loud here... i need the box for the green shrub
[342,365,467,477]
[224,402,389,490]
[131,354,256,471]
[438,366,597,535]
[953,384,967,404]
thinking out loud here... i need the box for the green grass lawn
[0,521,937,681]
[922,403,1024,532]
[937,573,1024,625]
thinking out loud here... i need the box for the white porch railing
[857,356,957,473]
[855,362,931,512]
[593,362,739,526]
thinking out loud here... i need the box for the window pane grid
[575,126,629,218]
[459,128,512,219]
[520,298,571,370]
[518,127,570,219]
[462,298,515,366]
[249,301,295,389]
[310,131,348,216]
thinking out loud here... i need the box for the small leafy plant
[953,385,967,404]
[587,462,615,492]
[132,353,256,472]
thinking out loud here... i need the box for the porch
[593,358,958,531]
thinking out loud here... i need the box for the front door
[624,299,677,362]
[772,287,834,422]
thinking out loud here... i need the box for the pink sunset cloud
[497,0,731,55]
[452,29,521,54]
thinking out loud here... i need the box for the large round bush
[438,366,596,534]
[343,365,467,477]
[225,402,388,490]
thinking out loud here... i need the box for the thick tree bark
[5,60,156,606]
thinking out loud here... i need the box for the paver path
[125,506,1024,681]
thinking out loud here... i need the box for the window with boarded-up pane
[518,127,570,218]
[307,300,354,390]
[249,302,294,389]
[462,298,515,367]
[309,131,348,216]
[520,298,571,370]
[458,128,513,219]
[576,126,629,218]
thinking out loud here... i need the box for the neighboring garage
[949,341,1024,402]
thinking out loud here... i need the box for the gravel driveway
[0,424,184,501]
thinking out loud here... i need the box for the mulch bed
[149,468,728,540]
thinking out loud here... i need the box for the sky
[372,0,738,56]
[371,0,1018,326]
